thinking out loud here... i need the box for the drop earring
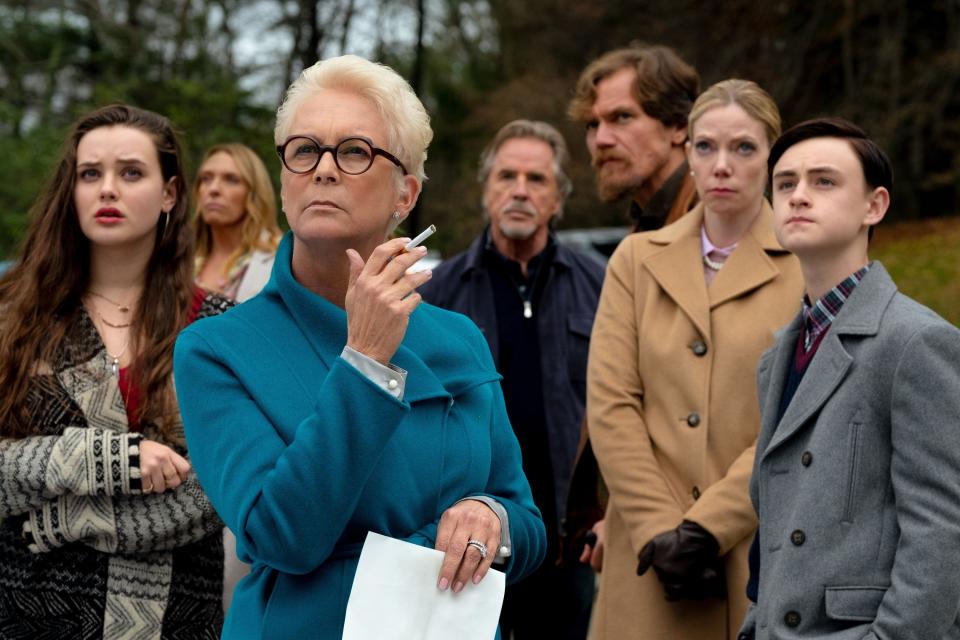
[156,210,169,241]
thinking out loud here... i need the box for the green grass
[871,218,959,327]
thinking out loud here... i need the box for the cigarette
[404,225,437,252]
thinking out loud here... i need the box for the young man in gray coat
[739,117,960,640]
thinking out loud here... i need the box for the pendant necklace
[106,339,130,377]
[510,258,546,320]
[88,290,134,314]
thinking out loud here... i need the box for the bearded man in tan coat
[586,79,804,639]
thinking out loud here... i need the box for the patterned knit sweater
[0,294,231,640]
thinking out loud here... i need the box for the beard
[498,218,538,240]
[489,198,541,241]
[592,152,647,203]
[594,165,646,203]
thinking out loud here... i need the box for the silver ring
[466,539,488,559]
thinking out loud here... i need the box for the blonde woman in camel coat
[587,80,804,640]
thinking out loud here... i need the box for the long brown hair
[192,143,281,279]
[0,104,194,441]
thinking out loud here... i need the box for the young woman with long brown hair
[0,104,229,639]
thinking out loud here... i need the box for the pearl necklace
[702,254,725,271]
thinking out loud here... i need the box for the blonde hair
[274,55,433,182]
[192,143,282,275]
[688,79,781,146]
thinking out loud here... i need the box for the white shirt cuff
[341,346,407,401]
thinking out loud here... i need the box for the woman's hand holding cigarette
[345,237,433,365]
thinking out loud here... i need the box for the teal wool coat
[173,234,546,639]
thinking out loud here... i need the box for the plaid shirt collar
[801,264,871,350]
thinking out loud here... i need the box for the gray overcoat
[740,262,960,640]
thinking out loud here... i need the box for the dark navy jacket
[420,230,605,539]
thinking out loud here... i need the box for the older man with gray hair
[420,119,605,639]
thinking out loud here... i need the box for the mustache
[592,150,629,170]
[499,200,538,216]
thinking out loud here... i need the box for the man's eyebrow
[772,165,841,179]
[772,168,798,179]
[600,103,637,117]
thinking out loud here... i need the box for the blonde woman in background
[194,143,282,303]
[587,79,804,639]
[192,143,282,611]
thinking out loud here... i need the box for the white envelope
[342,531,505,640]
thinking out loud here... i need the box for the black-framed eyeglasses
[276,135,409,176]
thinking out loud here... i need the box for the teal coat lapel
[267,233,497,404]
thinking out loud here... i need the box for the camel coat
[587,202,803,639]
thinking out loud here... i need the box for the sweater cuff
[23,496,72,553]
[126,433,143,495]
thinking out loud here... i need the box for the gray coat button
[784,611,801,627]
[801,451,813,466]
[691,340,708,357]
[791,530,805,546]
[686,412,701,427]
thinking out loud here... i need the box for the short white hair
[274,55,433,182]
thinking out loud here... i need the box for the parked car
[555,226,631,263]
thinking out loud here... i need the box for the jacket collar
[454,226,574,280]
[760,262,897,461]
[628,160,690,230]
[642,201,789,339]
[265,233,496,402]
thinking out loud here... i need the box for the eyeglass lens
[283,137,375,175]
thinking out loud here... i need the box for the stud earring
[392,211,401,223]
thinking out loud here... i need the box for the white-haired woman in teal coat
[173,54,547,639]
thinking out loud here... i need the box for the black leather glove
[636,520,726,601]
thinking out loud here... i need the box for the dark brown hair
[568,43,700,131]
[0,104,194,441]
[768,117,893,191]
[768,117,892,241]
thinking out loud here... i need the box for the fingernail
[416,246,427,253]
[453,581,464,593]
[438,577,448,590]
[472,574,482,584]
[423,269,432,278]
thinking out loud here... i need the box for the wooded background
[2,0,958,259]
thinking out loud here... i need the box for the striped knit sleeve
[0,427,143,517]
[23,473,222,554]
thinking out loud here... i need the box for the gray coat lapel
[757,315,803,449]
[760,263,898,462]
[761,333,853,459]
